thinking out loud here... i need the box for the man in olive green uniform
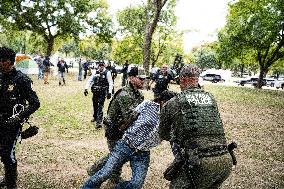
[87,67,144,184]
[159,64,233,189]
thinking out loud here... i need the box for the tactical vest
[155,72,170,91]
[175,88,227,150]
[0,70,28,119]
[91,70,109,92]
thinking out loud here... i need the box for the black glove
[21,126,39,139]
[107,93,111,99]
[84,89,88,96]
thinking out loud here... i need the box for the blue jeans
[81,140,150,189]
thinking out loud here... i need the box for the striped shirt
[123,100,161,151]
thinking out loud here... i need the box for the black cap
[0,47,16,63]
[128,67,138,77]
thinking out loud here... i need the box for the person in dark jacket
[0,47,40,189]
[43,56,53,84]
[57,59,68,86]
[83,61,89,80]
[121,60,129,86]
[149,64,173,98]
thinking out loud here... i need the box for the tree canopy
[0,0,114,56]
[219,0,284,87]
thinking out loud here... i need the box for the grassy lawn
[1,72,283,189]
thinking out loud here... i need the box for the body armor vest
[155,72,170,91]
[0,70,27,119]
[176,88,227,149]
[91,70,109,90]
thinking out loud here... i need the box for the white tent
[15,59,38,75]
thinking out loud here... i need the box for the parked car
[275,79,284,89]
[237,77,258,86]
[265,78,276,87]
[202,74,223,83]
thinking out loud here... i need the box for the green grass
[1,73,283,189]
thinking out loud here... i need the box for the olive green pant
[170,153,232,189]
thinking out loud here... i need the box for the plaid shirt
[123,100,161,151]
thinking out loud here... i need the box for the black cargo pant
[0,126,20,188]
[0,125,20,165]
[92,89,107,125]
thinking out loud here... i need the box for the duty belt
[92,86,108,90]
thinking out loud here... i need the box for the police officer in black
[84,62,113,129]
[0,47,40,189]
[149,64,173,98]
[121,60,129,86]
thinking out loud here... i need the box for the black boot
[59,81,61,86]
[63,78,66,85]
[5,164,17,189]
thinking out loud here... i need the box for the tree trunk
[240,64,244,77]
[143,31,152,73]
[46,36,54,57]
[256,64,268,89]
[143,0,167,74]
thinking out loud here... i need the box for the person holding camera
[0,47,40,189]
[84,62,113,129]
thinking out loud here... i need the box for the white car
[275,79,284,89]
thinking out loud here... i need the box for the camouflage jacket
[159,87,227,150]
[105,83,144,140]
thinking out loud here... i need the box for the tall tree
[79,36,111,60]
[0,29,45,54]
[143,0,168,72]
[222,0,284,88]
[116,0,179,69]
[0,0,113,56]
